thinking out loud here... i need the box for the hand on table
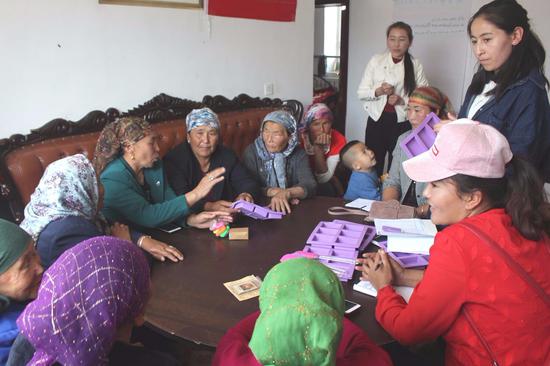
[140,236,184,262]
[187,210,233,229]
[269,190,292,214]
[355,250,394,290]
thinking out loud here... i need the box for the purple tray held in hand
[231,200,284,220]
[377,241,429,268]
[333,220,376,251]
[400,112,440,159]
[306,221,368,249]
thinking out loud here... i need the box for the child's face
[349,143,376,171]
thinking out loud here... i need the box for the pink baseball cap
[403,119,513,182]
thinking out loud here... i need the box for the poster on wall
[208,0,297,22]
[393,0,473,109]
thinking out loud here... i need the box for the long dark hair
[387,21,416,96]
[466,0,549,100]
[450,157,550,241]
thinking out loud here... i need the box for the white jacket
[357,51,428,123]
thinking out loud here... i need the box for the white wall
[346,0,550,142]
[0,0,314,138]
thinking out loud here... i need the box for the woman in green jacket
[93,117,232,231]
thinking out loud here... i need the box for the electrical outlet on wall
[264,82,274,96]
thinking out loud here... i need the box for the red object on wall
[208,0,297,22]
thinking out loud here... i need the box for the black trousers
[365,111,411,176]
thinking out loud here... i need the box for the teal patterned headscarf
[254,110,298,189]
[249,258,344,366]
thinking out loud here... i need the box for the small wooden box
[229,227,249,240]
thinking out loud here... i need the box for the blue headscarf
[186,108,220,132]
[254,110,298,189]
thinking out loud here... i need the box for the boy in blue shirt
[340,141,381,201]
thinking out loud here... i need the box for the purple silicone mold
[333,220,376,251]
[231,200,284,220]
[306,221,368,248]
[400,112,440,159]
[302,220,373,281]
[377,241,429,268]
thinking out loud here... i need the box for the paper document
[353,280,414,303]
[387,235,434,255]
[374,218,437,237]
[345,198,375,211]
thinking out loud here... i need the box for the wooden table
[145,196,393,347]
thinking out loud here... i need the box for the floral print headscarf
[20,154,104,240]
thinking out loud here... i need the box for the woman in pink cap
[358,120,550,365]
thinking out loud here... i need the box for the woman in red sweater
[358,120,550,365]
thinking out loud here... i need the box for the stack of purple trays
[375,240,430,268]
[231,200,284,220]
[303,220,377,281]
[399,112,440,158]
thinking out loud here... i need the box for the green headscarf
[0,218,32,311]
[249,258,345,366]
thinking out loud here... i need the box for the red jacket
[212,311,392,366]
[376,209,550,366]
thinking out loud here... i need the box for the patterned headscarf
[254,110,298,189]
[186,107,220,132]
[300,103,334,155]
[17,237,151,366]
[249,258,344,366]
[408,86,455,119]
[93,117,152,174]
[300,103,334,131]
[20,154,103,240]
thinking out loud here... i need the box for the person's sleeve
[163,152,193,196]
[6,334,35,366]
[502,87,545,163]
[337,318,392,366]
[414,59,429,87]
[382,143,402,193]
[375,233,467,345]
[228,151,261,201]
[242,145,269,195]
[212,312,262,366]
[292,149,317,198]
[101,177,190,228]
[38,217,103,268]
[357,56,381,102]
[315,154,340,184]
[129,228,144,245]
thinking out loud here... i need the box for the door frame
[314,0,349,134]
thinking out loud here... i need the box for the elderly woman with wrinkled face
[242,110,317,214]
